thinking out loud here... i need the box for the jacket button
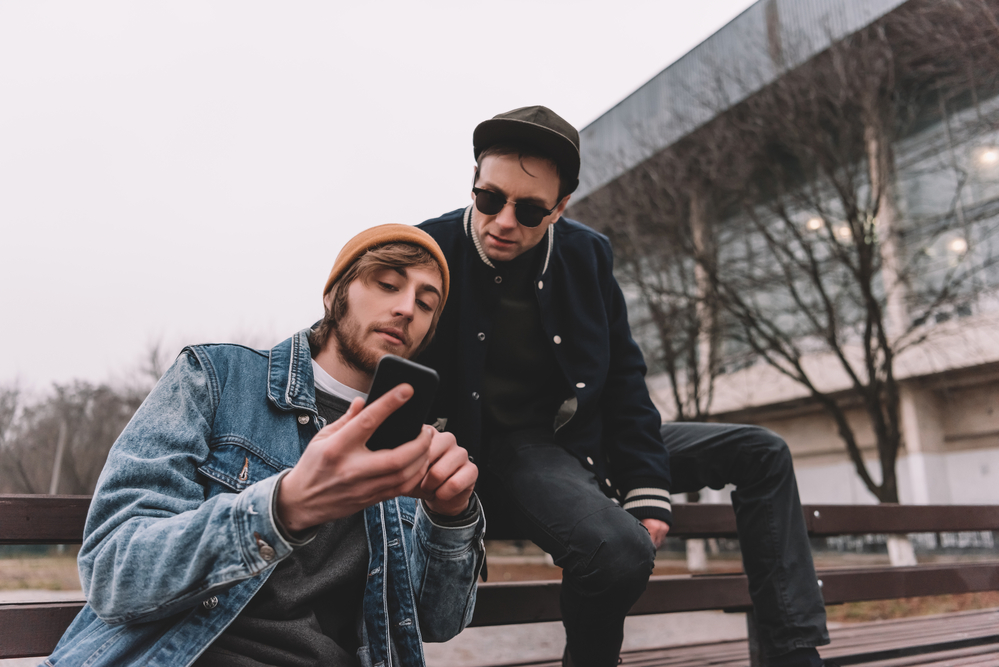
[471,392,480,401]
[538,281,544,289]
[553,335,562,344]
[297,414,310,425]
[259,543,276,562]
[202,596,218,610]
[605,478,612,487]
[494,275,503,284]
[586,457,594,466]
[477,332,486,341]
[576,382,586,388]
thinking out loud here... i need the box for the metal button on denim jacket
[43,329,484,667]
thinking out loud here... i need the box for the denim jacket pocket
[198,438,286,497]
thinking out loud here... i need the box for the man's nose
[392,290,416,319]
[495,201,520,229]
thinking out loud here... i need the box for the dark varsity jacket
[417,206,673,526]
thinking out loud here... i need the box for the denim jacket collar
[267,328,318,414]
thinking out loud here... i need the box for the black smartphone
[364,355,440,450]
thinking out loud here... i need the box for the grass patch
[826,592,999,622]
[0,553,81,591]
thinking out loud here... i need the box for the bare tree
[0,336,277,495]
[0,383,36,492]
[576,116,752,422]
[0,381,143,495]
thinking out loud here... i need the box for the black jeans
[479,424,828,667]
[482,429,656,667]
[662,422,829,657]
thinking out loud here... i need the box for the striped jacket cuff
[622,486,673,526]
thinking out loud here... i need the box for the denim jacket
[44,329,485,667]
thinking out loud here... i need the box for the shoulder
[552,216,614,269]
[418,208,471,267]
[418,209,465,240]
[185,342,268,364]
[180,343,268,383]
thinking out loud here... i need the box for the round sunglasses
[472,187,558,228]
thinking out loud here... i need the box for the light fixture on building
[981,148,999,165]
[948,237,968,255]
[806,216,824,231]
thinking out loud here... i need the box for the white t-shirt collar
[311,359,368,402]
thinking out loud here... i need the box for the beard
[332,313,380,376]
[331,310,413,376]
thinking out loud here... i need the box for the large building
[568,0,999,507]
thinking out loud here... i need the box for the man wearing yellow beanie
[46,224,483,667]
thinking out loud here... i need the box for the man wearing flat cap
[417,107,831,667]
[46,225,483,667]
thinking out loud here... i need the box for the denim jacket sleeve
[408,499,485,642]
[77,349,300,626]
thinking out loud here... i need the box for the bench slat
[805,505,999,536]
[0,495,90,545]
[669,504,738,537]
[0,601,85,659]
[820,562,999,603]
[5,497,999,542]
[470,562,999,627]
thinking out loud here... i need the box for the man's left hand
[414,430,478,516]
[641,518,670,548]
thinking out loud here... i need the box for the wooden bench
[3,495,999,665]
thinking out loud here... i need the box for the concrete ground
[423,611,749,667]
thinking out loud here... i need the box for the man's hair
[475,142,571,202]
[309,242,444,358]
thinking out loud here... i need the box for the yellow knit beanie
[322,224,449,306]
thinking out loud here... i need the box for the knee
[737,426,795,484]
[568,510,656,593]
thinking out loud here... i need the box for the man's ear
[550,194,571,224]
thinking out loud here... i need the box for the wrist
[424,496,468,517]
[276,469,309,534]
[423,494,478,525]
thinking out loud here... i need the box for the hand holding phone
[364,355,439,450]
[278,382,435,531]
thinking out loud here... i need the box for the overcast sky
[1,1,757,389]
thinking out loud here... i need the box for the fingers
[639,518,669,548]
[335,384,414,447]
[426,461,477,503]
[282,398,443,529]
[419,431,478,515]
[319,397,366,436]
[419,433,470,495]
[376,426,436,486]
[311,386,431,476]
[356,435,432,486]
